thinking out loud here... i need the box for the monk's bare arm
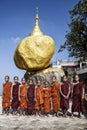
[26,87,28,102]
[82,86,85,99]
[34,86,37,101]
[67,85,71,98]
[60,83,66,98]
[60,83,63,95]
[41,87,43,97]
[11,84,13,101]
[18,85,21,101]
[71,83,74,98]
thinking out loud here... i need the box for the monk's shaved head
[37,80,41,86]
[14,76,19,83]
[5,75,9,82]
[14,76,19,80]
[5,75,9,79]
[52,76,57,82]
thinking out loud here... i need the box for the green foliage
[58,0,87,60]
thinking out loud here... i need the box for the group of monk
[2,74,86,118]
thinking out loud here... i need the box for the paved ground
[0,97,87,130]
[0,114,87,130]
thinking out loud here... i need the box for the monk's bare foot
[63,114,65,117]
[56,114,60,117]
[56,112,60,117]
[13,111,17,115]
[71,114,74,118]
[46,114,49,117]
[1,113,6,115]
[53,113,56,117]
[6,112,9,116]
[38,113,42,117]
[2,111,6,115]
[23,112,26,116]
[35,112,39,116]
[78,114,81,118]
[19,113,22,116]
[43,114,46,117]
[63,114,68,118]
[12,112,15,116]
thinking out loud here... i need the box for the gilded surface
[26,67,64,76]
[14,35,55,71]
[14,9,55,71]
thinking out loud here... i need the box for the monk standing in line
[26,79,35,115]
[51,76,61,117]
[11,76,20,115]
[71,74,85,118]
[2,75,12,115]
[19,78,28,116]
[60,75,70,117]
[43,81,51,117]
[35,80,43,116]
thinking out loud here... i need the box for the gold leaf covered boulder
[14,9,55,72]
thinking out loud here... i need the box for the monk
[19,78,28,116]
[71,74,85,118]
[60,75,70,117]
[26,79,35,115]
[51,76,60,117]
[35,80,43,116]
[2,75,12,115]
[43,81,51,117]
[11,76,20,115]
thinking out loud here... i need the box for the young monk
[2,75,12,115]
[26,79,35,115]
[71,74,85,118]
[19,78,28,116]
[51,76,60,117]
[43,81,51,117]
[11,76,20,115]
[60,75,70,117]
[35,80,43,116]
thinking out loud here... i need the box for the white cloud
[11,37,21,43]
[0,36,21,44]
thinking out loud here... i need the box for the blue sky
[0,0,79,94]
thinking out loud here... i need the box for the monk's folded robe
[11,82,20,110]
[2,82,12,110]
[43,87,51,113]
[72,82,85,113]
[19,84,28,110]
[60,81,70,111]
[27,84,35,114]
[51,81,60,113]
[35,86,43,110]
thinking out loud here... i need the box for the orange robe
[35,86,43,110]
[19,84,28,110]
[43,87,51,113]
[2,82,12,109]
[51,81,60,113]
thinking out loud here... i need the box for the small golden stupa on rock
[14,8,55,72]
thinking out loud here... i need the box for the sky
[0,0,79,94]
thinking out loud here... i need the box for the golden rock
[14,8,55,72]
[26,67,64,77]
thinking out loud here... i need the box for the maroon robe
[72,82,85,113]
[27,84,35,114]
[60,82,70,111]
[11,82,20,110]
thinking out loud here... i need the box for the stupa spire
[30,7,43,36]
[35,7,39,26]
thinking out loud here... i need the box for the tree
[58,0,87,61]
